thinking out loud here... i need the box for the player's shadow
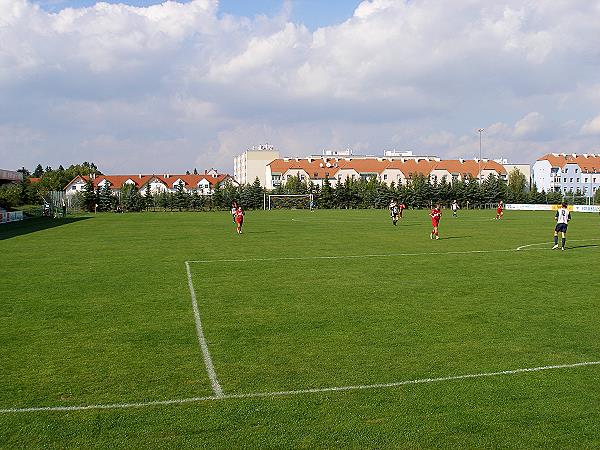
[0,216,91,240]
[442,235,473,240]
[567,244,598,249]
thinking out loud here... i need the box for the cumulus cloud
[581,114,600,135]
[1,0,600,173]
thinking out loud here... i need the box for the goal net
[266,194,313,210]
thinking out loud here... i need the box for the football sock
[562,238,566,248]
[554,235,558,245]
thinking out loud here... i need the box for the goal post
[265,194,314,210]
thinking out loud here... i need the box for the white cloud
[514,112,548,138]
[2,0,600,172]
[581,115,600,135]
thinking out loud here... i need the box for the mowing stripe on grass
[1,361,598,414]
[188,239,600,264]
[185,261,224,398]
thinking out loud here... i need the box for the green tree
[121,184,143,211]
[81,178,98,212]
[33,164,44,178]
[507,168,527,203]
[408,173,431,208]
[174,183,189,211]
[143,184,153,210]
[98,183,114,211]
[0,184,20,209]
[318,178,334,209]
[247,177,264,209]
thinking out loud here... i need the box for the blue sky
[3,0,600,173]
[34,0,361,30]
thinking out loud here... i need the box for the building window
[565,168,568,173]
[575,168,578,173]
[383,174,387,180]
[564,178,567,182]
[570,178,573,182]
[577,178,580,182]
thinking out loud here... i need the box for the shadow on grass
[567,244,599,250]
[441,235,473,240]
[0,216,91,240]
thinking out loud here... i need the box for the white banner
[0,211,24,224]
[506,204,600,213]
[505,204,553,211]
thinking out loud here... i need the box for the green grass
[1,209,599,448]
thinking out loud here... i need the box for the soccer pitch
[1,209,599,448]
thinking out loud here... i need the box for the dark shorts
[555,223,568,233]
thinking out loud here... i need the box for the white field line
[185,261,224,398]
[187,248,515,264]
[1,360,598,414]
[516,238,600,251]
[188,238,600,264]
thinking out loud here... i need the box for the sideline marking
[185,261,224,398]
[1,360,598,414]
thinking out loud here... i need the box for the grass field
[1,208,599,448]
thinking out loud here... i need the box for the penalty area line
[1,360,598,414]
[185,261,224,398]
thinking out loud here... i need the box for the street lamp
[477,128,485,183]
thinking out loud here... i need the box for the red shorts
[236,217,243,225]
[497,208,503,214]
[431,219,440,227]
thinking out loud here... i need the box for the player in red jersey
[496,200,504,220]
[429,203,442,240]
[398,201,406,218]
[235,205,244,234]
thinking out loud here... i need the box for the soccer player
[235,205,244,234]
[389,199,399,225]
[398,201,406,219]
[451,200,459,217]
[429,203,442,239]
[552,202,571,250]
[231,201,238,223]
[496,200,504,220]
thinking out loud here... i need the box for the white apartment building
[533,153,600,197]
[233,144,280,186]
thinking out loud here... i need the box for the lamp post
[477,128,484,184]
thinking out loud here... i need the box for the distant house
[533,153,600,198]
[64,170,237,196]
[266,157,506,189]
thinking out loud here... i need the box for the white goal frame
[264,194,314,210]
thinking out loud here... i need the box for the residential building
[0,169,23,185]
[233,144,280,186]
[266,157,507,190]
[532,153,600,197]
[64,170,236,197]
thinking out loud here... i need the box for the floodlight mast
[477,128,485,184]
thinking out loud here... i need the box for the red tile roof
[269,158,504,179]
[64,173,233,190]
[537,153,600,172]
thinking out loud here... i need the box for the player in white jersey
[552,202,571,250]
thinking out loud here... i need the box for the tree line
[2,163,597,212]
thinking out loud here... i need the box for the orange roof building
[64,170,236,196]
[533,153,600,197]
[266,157,507,189]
